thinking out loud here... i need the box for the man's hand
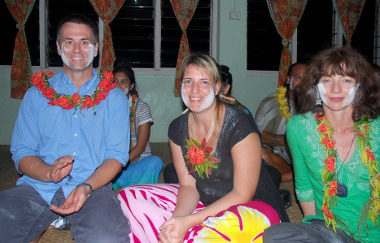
[50,185,90,215]
[159,216,193,243]
[49,156,74,182]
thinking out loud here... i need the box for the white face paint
[317,83,327,104]
[289,77,295,90]
[86,44,95,67]
[60,46,70,68]
[198,86,215,112]
[317,82,358,107]
[181,84,190,108]
[181,84,215,112]
[123,87,130,95]
[59,44,95,69]
[343,84,358,106]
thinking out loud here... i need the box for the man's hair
[56,14,99,44]
[219,65,233,96]
[287,61,308,80]
[298,47,380,121]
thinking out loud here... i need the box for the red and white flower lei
[315,113,379,232]
[31,71,116,110]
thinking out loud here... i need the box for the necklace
[189,110,217,143]
[129,93,139,149]
[31,71,116,110]
[335,131,356,198]
[314,113,379,233]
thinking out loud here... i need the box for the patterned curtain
[266,0,307,86]
[89,0,125,72]
[5,0,36,99]
[170,0,199,96]
[334,0,366,46]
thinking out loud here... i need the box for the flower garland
[185,138,220,179]
[276,86,291,120]
[315,113,379,232]
[129,93,138,149]
[31,71,116,110]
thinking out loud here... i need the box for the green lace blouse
[286,112,380,243]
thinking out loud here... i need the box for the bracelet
[76,182,93,197]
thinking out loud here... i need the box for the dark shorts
[263,219,358,243]
[0,184,130,243]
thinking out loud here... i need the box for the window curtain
[89,0,125,73]
[170,0,199,97]
[5,0,36,99]
[266,0,307,86]
[334,0,366,46]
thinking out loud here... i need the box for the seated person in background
[219,65,257,127]
[264,47,380,243]
[255,62,308,182]
[112,62,163,189]
[164,64,283,188]
[118,53,289,243]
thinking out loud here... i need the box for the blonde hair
[180,53,223,131]
[179,53,222,90]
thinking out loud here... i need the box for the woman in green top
[264,47,380,243]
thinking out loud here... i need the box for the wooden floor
[0,144,303,242]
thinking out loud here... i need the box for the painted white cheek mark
[60,46,71,68]
[289,77,295,90]
[86,44,95,68]
[317,83,328,105]
[123,87,130,95]
[181,84,190,108]
[198,87,215,112]
[343,85,358,106]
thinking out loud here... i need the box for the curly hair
[298,47,380,121]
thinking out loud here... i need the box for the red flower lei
[315,113,379,232]
[185,138,220,179]
[31,71,116,110]
[129,93,139,149]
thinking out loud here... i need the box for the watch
[76,182,93,197]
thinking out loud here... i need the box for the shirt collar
[54,68,99,96]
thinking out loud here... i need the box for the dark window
[111,0,155,68]
[0,1,20,65]
[2,0,210,69]
[297,0,333,62]
[247,0,282,71]
[161,0,210,68]
[48,0,99,67]
[350,0,376,62]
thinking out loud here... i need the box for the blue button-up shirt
[11,69,130,204]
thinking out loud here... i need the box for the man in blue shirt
[0,14,131,242]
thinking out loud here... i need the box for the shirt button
[87,87,90,89]
[74,115,77,118]
[74,133,78,137]
[73,152,77,155]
